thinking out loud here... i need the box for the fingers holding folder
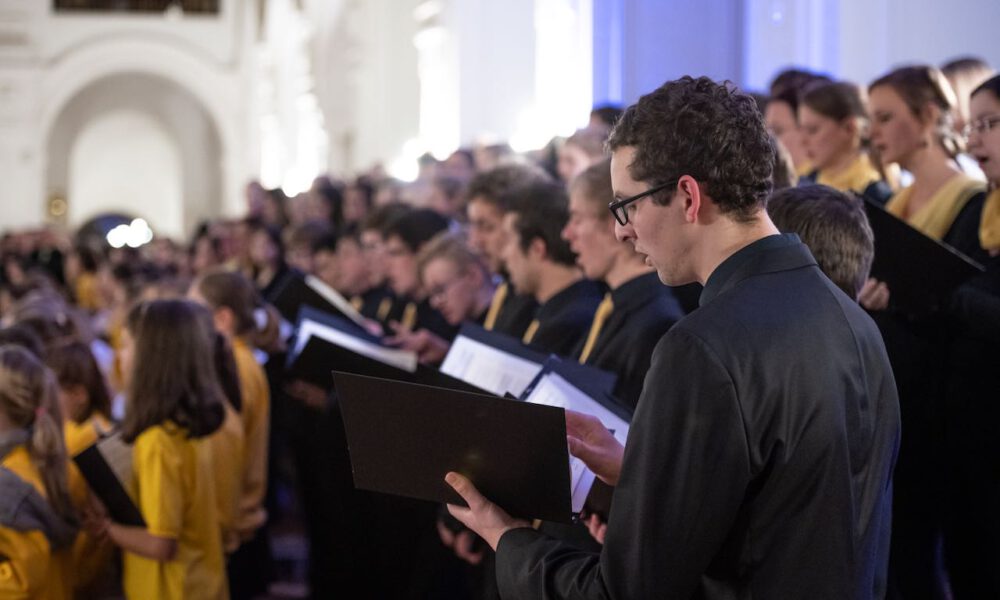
[444,472,531,551]
[565,409,625,486]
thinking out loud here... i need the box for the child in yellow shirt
[0,346,79,600]
[93,299,228,600]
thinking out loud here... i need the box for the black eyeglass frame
[608,181,676,226]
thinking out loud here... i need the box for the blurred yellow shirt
[124,424,227,600]
[232,338,270,538]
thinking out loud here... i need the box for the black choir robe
[573,271,684,410]
[527,279,603,357]
[491,284,539,340]
[495,234,901,599]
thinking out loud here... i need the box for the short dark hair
[383,208,451,253]
[464,163,553,211]
[591,104,624,128]
[767,185,873,298]
[503,181,576,267]
[608,76,774,223]
[361,202,412,235]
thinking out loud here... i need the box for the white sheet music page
[304,274,369,327]
[439,335,542,397]
[293,318,418,373]
[523,372,630,513]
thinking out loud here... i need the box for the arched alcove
[46,72,223,240]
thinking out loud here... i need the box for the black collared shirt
[497,234,900,599]
[528,279,604,357]
[576,272,684,410]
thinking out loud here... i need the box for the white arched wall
[68,110,184,237]
[46,72,224,240]
[39,36,249,227]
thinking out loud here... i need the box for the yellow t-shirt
[207,402,245,552]
[816,153,883,194]
[887,173,986,241]
[124,424,227,600]
[232,338,270,538]
[64,412,114,458]
[74,272,102,312]
[0,445,73,600]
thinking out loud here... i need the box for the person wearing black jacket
[563,159,684,410]
[499,181,602,357]
[446,76,900,600]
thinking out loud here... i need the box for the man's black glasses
[608,181,675,226]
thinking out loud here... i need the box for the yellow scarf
[795,160,815,178]
[886,173,986,241]
[981,188,1000,251]
[816,153,882,194]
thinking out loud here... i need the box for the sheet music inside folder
[332,370,574,523]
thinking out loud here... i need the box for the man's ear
[213,306,234,334]
[678,175,702,224]
[528,236,548,261]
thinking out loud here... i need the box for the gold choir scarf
[795,160,815,178]
[578,293,613,364]
[816,153,882,194]
[886,173,986,241]
[981,188,1000,251]
[483,282,508,331]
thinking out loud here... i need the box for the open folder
[520,357,629,516]
[267,270,368,328]
[864,198,985,316]
[73,431,145,527]
[333,371,574,523]
[287,306,486,393]
[440,323,548,397]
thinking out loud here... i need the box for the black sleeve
[495,328,751,599]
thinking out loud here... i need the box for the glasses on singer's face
[608,181,676,226]
[963,115,1000,140]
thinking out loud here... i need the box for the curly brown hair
[607,76,774,223]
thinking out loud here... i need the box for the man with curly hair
[446,77,901,599]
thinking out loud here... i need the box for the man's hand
[585,513,608,545]
[566,410,625,485]
[444,472,531,551]
[385,328,451,364]
[858,278,890,311]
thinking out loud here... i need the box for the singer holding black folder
[446,77,901,599]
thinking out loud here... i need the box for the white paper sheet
[440,335,543,397]
[523,372,630,512]
[293,318,418,373]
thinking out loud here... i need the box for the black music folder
[333,371,574,523]
[864,198,985,316]
[73,432,145,527]
[287,307,487,394]
[268,271,367,326]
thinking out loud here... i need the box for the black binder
[864,198,985,316]
[73,433,145,527]
[333,371,574,523]
[287,307,488,394]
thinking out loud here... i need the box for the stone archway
[46,72,222,240]
[39,36,248,238]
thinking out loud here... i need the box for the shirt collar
[699,233,803,307]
